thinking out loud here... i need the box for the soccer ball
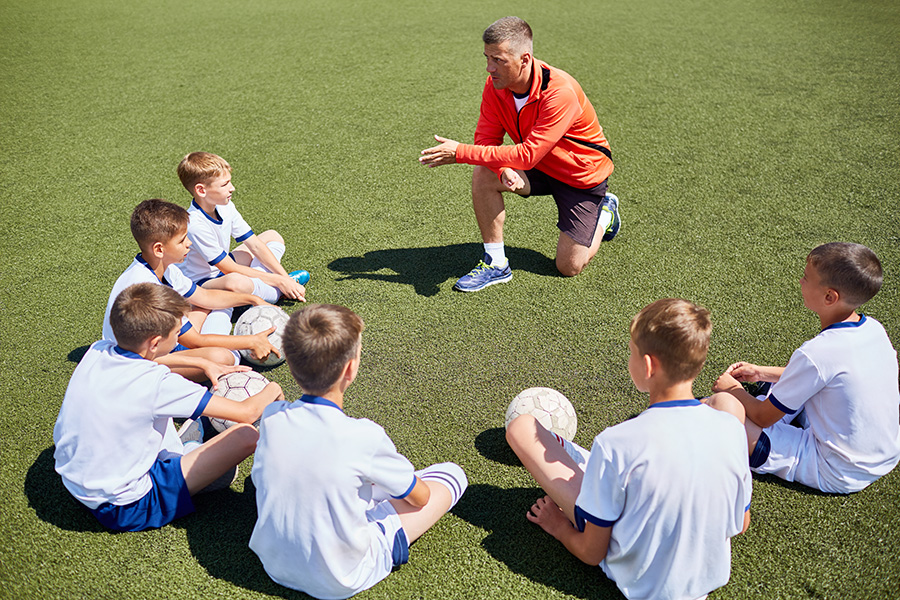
[234,305,289,367]
[210,370,271,432]
[504,387,577,440]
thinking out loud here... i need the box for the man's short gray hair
[483,16,533,56]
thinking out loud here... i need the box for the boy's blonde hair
[130,199,189,252]
[807,242,882,308]
[283,304,365,395]
[110,283,190,351]
[630,298,711,383]
[177,151,232,193]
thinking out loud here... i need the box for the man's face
[483,41,529,92]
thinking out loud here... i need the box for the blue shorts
[172,344,190,353]
[90,456,194,532]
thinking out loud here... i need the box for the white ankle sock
[484,242,506,266]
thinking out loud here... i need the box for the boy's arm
[214,253,306,301]
[203,381,283,424]
[527,495,611,565]
[740,508,751,534]
[400,476,432,508]
[155,352,247,383]
[190,286,272,310]
[179,327,279,362]
[723,362,785,383]
[713,371,786,428]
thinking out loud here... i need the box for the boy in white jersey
[249,304,467,599]
[102,199,282,381]
[506,299,751,600]
[176,151,307,332]
[55,283,283,531]
[708,242,900,493]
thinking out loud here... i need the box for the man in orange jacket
[420,16,621,292]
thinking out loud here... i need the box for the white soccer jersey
[576,400,752,600]
[764,315,900,492]
[53,340,211,509]
[102,254,197,343]
[249,396,418,600]
[178,200,253,283]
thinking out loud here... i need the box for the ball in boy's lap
[235,305,289,367]
[211,371,271,432]
[505,387,578,440]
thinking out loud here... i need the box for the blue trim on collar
[299,394,343,412]
[647,399,703,409]
[191,199,222,224]
[823,314,866,331]
[135,254,165,284]
[113,346,143,359]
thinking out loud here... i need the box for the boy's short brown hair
[807,242,883,308]
[630,298,711,383]
[176,151,232,193]
[110,283,190,351]
[283,304,365,395]
[130,199,189,252]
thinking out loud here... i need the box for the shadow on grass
[24,447,105,532]
[474,427,521,466]
[67,345,90,364]
[452,483,620,600]
[328,243,559,297]
[175,477,314,599]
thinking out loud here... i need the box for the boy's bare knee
[258,229,284,245]
[228,423,260,452]
[209,347,237,366]
[556,256,586,277]
[706,392,747,423]
[506,414,538,449]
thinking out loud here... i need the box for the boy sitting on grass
[707,242,900,494]
[249,304,467,599]
[55,283,283,532]
[507,298,751,600]
[103,199,281,382]
[176,151,308,333]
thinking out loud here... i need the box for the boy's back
[54,340,210,508]
[250,396,418,599]
[580,400,751,600]
[767,315,900,491]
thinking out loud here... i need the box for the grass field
[2,0,899,598]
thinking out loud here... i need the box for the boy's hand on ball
[249,327,280,361]
[207,362,251,388]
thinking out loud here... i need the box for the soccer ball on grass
[210,370,271,432]
[234,305,289,367]
[504,387,577,440]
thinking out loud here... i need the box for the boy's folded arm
[204,382,283,423]
[402,477,431,508]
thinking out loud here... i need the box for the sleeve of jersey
[190,220,229,266]
[366,422,417,499]
[574,438,622,532]
[228,204,254,243]
[155,371,213,420]
[165,265,197,298]
[456,86,581,173]
[767,347,825,415]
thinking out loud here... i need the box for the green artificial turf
[2,0,899,598]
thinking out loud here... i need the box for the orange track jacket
[455,60,613,189]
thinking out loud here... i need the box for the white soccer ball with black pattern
[234,305,289,367]
[210,370,271,432]
[504,387,578,440]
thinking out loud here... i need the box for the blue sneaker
[289,269,310,285]
[601,193,620,242]
[454,253,513,292]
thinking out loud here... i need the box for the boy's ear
[193,182,206,198]
[642,353,655,379]
[823,288,840,306]
[150,240,165,258]
[144,334,164,356]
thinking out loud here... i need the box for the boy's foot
[178,418,204,447]
[600,193,620,242]
[454,254,513,292]
[289,270,310,285]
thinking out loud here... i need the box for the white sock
[416,462,468,509]
[182,440,202,454]
[598,210,613,233]
[252,278,281,303]
[200,308,233,336]
[484,242,506,266]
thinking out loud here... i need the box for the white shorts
[554,433,591,470]
[753,420,824,490]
